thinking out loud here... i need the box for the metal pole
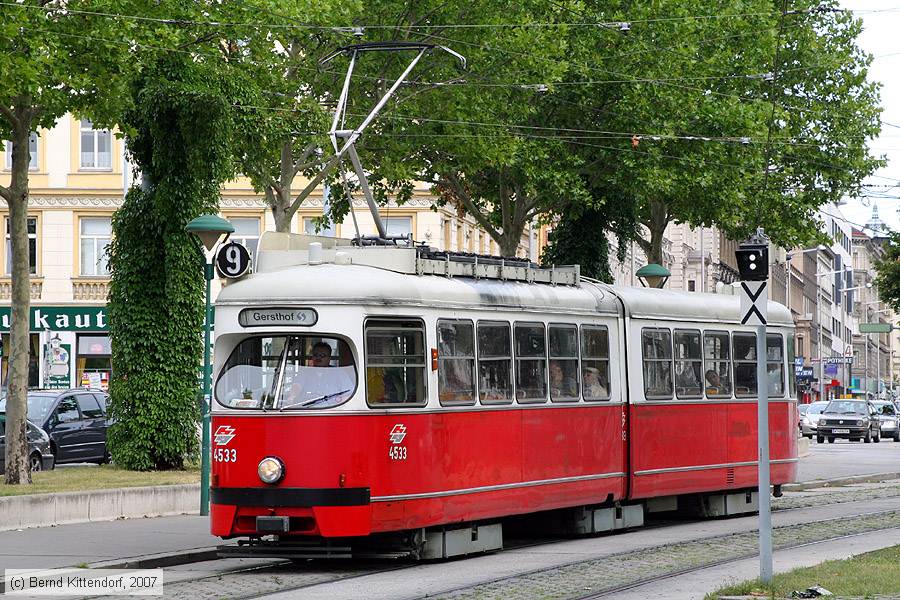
[877,331,881,400]
[200,260,213,516]
[757,323,773,582]
[817,260,824,402]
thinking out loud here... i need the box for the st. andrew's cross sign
[739,281,768,326]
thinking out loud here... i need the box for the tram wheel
[827,437,835,443]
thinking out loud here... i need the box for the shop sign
[797,368,814,380]
[0,306,107,333]
[46,343,72,389]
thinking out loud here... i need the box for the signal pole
[736,228,773,583]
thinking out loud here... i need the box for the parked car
[0,415,54,473]
[872,401,900,442]
[816,399,881,444]
[0,389,110,465]
[799,401,829,438]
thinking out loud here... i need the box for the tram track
[72,483,900,600]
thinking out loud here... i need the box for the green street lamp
[636,263,671,289]
[186,214,234,516]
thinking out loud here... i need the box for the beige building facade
[2,114,527,392]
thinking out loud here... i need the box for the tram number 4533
[389,446,407,461]
[214,448,238,463]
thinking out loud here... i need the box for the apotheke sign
[0,307,107,332]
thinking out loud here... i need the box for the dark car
[0,389,110,465]
[0,415,54,473]
[816,399,881,444]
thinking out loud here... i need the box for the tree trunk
[4,110,33,485]
[646,199,669,265]
[498,233,521,258]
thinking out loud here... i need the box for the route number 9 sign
[216,241,251,279]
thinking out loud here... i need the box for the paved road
[797,435,900,481]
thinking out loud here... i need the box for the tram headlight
[257,456,285,485]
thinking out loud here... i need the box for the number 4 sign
[216,241,252,279]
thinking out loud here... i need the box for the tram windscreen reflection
[215,335,356,409]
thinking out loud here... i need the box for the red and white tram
[210,234,797,558]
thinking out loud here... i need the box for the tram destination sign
[239,307,317,327]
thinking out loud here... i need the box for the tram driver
[282,341,355,408]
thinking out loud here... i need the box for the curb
[89,546,224,570]
[783,472,900,492]
[0,484,200,531]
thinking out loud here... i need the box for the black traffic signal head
[735,243,769,281]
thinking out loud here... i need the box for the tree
[231,1,360,232]
[552,0,882,265]
[300,0,587,256]
[0,0,130,484]
[874,233,900,315]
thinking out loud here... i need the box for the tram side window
[549,324,579,402]
[365,319,427,406]
[215,336,286,409]
[703,331,732,398]
[642,328,673,399]
[477,321,513,404]
[515,322,547,403]
[733,333,758,397]
[767,334,785,397]
[787,335,797,398]
[674,330,702,399]
[438,320,476,405]
[581,326,610,401]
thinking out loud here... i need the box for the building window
[229,217,261,258]
[76,335,112,391]
[688,280,696,292]
[5,216,37,275]
[383,216,412,238]
[80,217,112,276]
[4,133,38,170]
[80,120,112,169]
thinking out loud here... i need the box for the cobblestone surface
[431,511,900,600]
[774,483,900,511]
[82,482,900,600]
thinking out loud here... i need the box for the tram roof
[604,285,792,326]
[218,263,792,326]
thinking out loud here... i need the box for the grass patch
[0,465,199,497]
[706,545,900,599]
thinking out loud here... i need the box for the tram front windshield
[216,335,356,409]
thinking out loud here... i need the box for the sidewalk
[0,515,224,571]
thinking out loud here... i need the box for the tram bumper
[211,487,372,538]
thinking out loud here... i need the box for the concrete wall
[0,484,199,531]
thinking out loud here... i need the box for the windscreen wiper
[281,390,352,411]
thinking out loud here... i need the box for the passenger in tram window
[549,361,577,399]
[583,367,607,399]
[675,363,701,393]
[705,370,721,395]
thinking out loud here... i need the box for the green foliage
[107,54,239,470]
[542,208,614,282]
[874,233,900,316]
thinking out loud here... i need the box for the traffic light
[735,242,768,281]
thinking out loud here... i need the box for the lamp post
[636,263,671,288]
[185,215,235,516]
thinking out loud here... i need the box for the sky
[841,0,900,232]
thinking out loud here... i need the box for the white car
[799,401,829,438]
